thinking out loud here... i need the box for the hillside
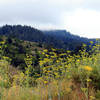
[0,25,96,50]
[43,30,93,50]
[0,25,45,42]
[0,36,45,69]
[43,30,90,43]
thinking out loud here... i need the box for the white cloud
[0,0,100,38]
[62,9,100,38]
[83,0,100,10]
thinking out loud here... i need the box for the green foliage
[0,25,96,50]
[0,39,100,100]
[0,36,44,70]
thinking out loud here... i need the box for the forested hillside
[43,30,95,50]
[0,25,96,50]
[0,36,45,70]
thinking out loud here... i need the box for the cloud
[63,9,100,38]
[0,0,100,38]
[0,0,84,25]
[83,0,100,11]
[0,0,60,25]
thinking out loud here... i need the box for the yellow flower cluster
[84,66,92,71]
[43,49,48,52]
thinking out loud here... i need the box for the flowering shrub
[0,40,100,100]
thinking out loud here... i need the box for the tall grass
[0,40,100,100]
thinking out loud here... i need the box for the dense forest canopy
[0,25,96,50]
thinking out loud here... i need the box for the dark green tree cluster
[0,25,96,50]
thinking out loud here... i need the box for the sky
[0,0,100,38]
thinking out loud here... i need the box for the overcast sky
[0,0,100,38]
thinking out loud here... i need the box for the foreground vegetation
[0,39,100,100]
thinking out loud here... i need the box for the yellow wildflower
[44,81,48,84]
[0,41,5,44]
[65,65,68,68]
[84,66,92,71]
[56,60,59,63]
[47,70,51,73]
[42,52,45,55]
[90,41,93,44]
[44,49,48,52]
[90,96,95,100]
[45,54,49,57]
[39,61,44,66]
[52,48,56,51]
[77,59,80,62]
[86,78,92,82]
